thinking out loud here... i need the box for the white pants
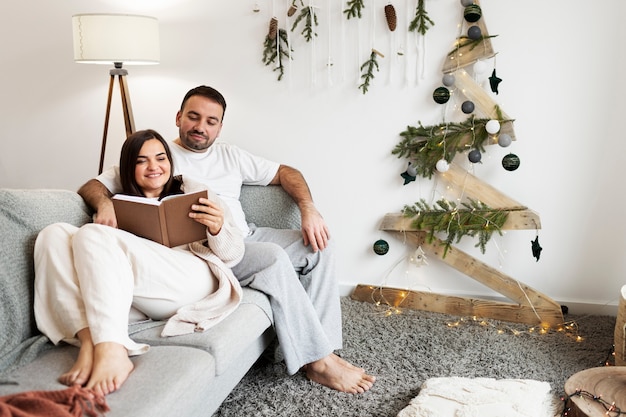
[34,223,217,355]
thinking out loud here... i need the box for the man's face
[175,95,224,152]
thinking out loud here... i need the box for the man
[78,85,375,394]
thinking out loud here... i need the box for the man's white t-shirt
[97,141,280,235]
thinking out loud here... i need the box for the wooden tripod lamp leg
[99,74,116,175]
[98,64,137,175]
[118,73,135,138]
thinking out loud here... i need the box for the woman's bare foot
[59,328,94,387]
[85,342,134,396]
[59,339,94,386]
[304,353,375,394]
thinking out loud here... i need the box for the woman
[34,129,244,396]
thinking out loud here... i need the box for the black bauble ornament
[468,149,482,163]
[433,87,451,104]
[373,239,390,255]
[502,153,520,171]
[461,100,475,114]
[464,4,482,22]
[467,25,481,40]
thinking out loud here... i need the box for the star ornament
[531,236,542,262]
[489,69,502,94]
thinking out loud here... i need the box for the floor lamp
[72,14,160,174]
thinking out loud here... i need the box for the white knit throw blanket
[160,240,243,336]
[397,377,555,417]
[161,178,243,336]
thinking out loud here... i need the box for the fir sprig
[448,35,498,56]
[408,0,434,35]
[291,6,318,42]
[402,198,509,257]
[392,109,513,179]
[359,49,381,94]
[262,28,291,81]
[344,0,365,19]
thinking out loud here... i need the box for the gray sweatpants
[233,225,342,375]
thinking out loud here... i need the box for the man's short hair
[180,86,227,121]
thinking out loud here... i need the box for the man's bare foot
[59,338,94,387]
[85,342,134,396]
[304,353,375,394]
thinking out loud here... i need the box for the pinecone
[268,17,278,40]
[287,4,298,17]
[384,4,397,32]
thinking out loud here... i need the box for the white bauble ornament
[485,119,501,134]
[473,60,488,74]
[436,159,449,172]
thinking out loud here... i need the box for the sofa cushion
[128,287,274,375]
[240,185,301,230]
[0,189,91,375]
[0,344,216,417]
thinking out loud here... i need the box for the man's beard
[181,130,211,151]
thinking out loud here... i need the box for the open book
[112,190,208,247]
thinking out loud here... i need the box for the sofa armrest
[239,185,301,230]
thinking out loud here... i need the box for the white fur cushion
[397,377,555,417]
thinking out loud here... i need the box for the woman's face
[134,138,171,198]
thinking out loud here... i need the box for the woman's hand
[189,197,224,236]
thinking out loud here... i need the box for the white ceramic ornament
[485,119,501,134]
[436,159,449,172]
[473,60,488,74]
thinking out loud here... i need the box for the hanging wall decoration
[291,3,319,41]
[262,16,292,81]
[255,0,434,92]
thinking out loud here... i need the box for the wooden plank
[452,69,513,122]
[614,286,626,366]
[438,163,528,209]
[352,284,563,326]
[406,231,560,312]
[380,209,541,232]
[442,1,495,74]
[370,230,564,326]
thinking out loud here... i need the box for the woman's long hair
[119,129,182,199]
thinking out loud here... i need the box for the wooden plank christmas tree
[352,0,563,327]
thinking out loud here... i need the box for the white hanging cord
[309,2,317,89]
[404,0,410,86]
[327,0,333,86]
[341,0,347,82]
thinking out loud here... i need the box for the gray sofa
[0,185,301,416]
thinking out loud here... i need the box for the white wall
[1,0,624,314]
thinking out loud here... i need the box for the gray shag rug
[213,297,616,417]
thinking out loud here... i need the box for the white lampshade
[72,14,160,65]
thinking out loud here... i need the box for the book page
[112,194,161,205]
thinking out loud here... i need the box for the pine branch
[408,0,434,35]
[344,0,365,19]
[448,35,498,56]
[392,109,513,179]
[402,198,509,257]
[359,50,381,94]
[291,6,318,41]
[262,28,291,81]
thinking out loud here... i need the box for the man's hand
[300,203,330,252]
[93,200,118,227]
[78,179,118,227]
[189,197,224,235]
